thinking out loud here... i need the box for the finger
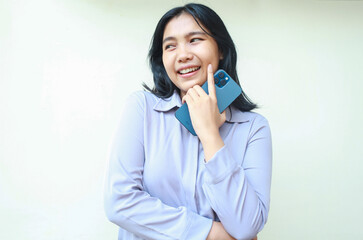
[186,87,200,101]
[207,64,216,99]
[182,94,189,104]
[193,85,207,97]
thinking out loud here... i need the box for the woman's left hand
[182,64,226,161]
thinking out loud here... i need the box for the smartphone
[175,69,242,136]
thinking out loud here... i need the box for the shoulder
[233,110,271,135]
[242,111,269,125]
[245,112,271,133]
[126,90,159,103]
[125,90,161,109]
[126,90,181,113]
[243,112,272,141]
[228,107,269,127]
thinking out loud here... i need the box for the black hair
[144,3,257,111]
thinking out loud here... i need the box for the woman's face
[162,13,221,98]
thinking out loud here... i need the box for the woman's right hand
[206,221,236,240]
[206,221,258,240]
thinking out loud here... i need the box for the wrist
[198,126,220,142]
[200,133,224,162]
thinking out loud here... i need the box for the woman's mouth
[178,66,201,75]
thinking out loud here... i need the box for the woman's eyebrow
[186,31,207,38]
[162,31,207,45]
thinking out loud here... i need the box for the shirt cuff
[204,145,239,184]
[181,212,213,240]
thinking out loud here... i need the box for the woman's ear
[219,51,224,60]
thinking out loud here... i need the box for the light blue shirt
[104,90,272,240]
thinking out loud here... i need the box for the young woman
[104,3,272,240]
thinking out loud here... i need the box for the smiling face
[162,13,221,98]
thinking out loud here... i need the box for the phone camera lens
[218,72,224,78]
[220,79,226,86]
[214,77,219,84]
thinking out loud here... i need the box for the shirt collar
[153,90,182,112]
[153,90,249,123]
[225,106,250,123]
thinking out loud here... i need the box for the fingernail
[208,64,212,72]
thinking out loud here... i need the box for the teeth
[179,67,200,74]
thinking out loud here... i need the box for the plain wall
[1,0,362,239]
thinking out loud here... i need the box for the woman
[104,3,272,240]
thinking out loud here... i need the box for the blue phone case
[175,69,242,136]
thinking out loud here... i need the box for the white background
[1,0,362,239]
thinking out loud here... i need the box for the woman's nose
[177,46,193,63]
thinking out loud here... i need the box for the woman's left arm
[202,117,272,240]
[183,64,272,239]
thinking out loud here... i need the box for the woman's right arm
[104,92,212,240]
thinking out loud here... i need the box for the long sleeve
[103,92,212,240]
[202,116,272,240]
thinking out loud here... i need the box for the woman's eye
[165,44,175,50]
[191,38,202,43]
